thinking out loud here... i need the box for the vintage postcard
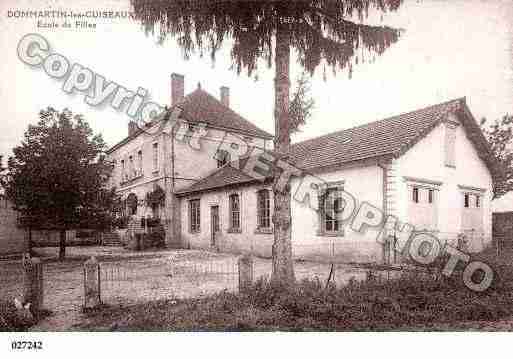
[0,0,512,356]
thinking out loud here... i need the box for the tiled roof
[288,98,465,171]
[176,97,497,196]
[107,87,272,154]
[175,158,268,196]
[179,88,273,139]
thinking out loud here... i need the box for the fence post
[22,254,43,315]
[83,256,101,310]
[23,254,43,315]
[238,254,254,293]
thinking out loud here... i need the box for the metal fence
[99,257,239,304]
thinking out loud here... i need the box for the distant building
[0,195,28,256]
[107,75,496,263]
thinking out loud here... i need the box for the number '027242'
[11,341,43,350]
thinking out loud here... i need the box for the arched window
[257,189,270,229]
[229,194,240,230]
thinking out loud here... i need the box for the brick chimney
[220,86,229,107]
[171,73,185,106]
[128,121,137,137]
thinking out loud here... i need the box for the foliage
[80,266,513,331]
[288,72,315,134]
[0,156,6,191]
[130,0,402,76]
[145,186,166,207]
[3,108,114,257]
[480,115,513,198]
[0,299,35,332]
[112,215,130,229]
[147,224,166,248]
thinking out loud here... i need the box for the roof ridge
[291,97,465,150]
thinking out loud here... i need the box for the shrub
[0,299,35,332]
[81,265,513,331]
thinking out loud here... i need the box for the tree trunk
[59,229,66,260]
[271,24,295,287]
[28,227,34,257]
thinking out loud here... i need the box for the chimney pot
[128,121,137,137]
[220,86,230,107]
[171,73,185,106]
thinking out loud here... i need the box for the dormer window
[216,149,231,168]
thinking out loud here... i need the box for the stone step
[102,232,122,246]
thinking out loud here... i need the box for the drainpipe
[378,161,389,265]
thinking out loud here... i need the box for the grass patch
[77,266,513,331]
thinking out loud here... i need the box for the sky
[0,0,512,159]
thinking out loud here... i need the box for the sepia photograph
[0,0,512,356]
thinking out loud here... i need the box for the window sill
[255,227,273,235]
[227,228,242,234]
[189,230,200,234]
[445,164,456,169]
[316,230,345,237]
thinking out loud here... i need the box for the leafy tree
[4,108,114,259]
[481,115,513,199]
[0,156,6,188]
[289,72,315,134]
[130,0,404,285]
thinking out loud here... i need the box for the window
[189,199,200,232]
[412,187,419,203]
[152,143,159,172]
[321,188,344,232]
[137,150,143,176]
[475,195,481,208]
[445,124,457,167]
[428,189,434,204]
[464,193,470,208]
[229,194,241,230]
[121,160,126,181]
[216,149,231,168]
[257,189,271,228]
[129,155,134,178]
